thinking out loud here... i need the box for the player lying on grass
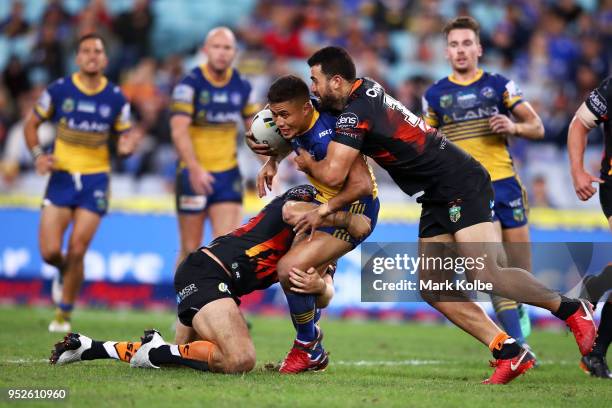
[253,75,380,373]
[49,185,372,373]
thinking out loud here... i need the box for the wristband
[31,145,44,160]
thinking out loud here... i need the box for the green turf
[0,306,610,408]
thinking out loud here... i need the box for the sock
[149,345,209,371]
[177,341,216,363]
[286,292,316,343]
[492,296,525,344]
[592,300,612,357]
[582,265,612,303]
[552,295,580,320]
[489,332,521,359]
[55,303,73,322]
[80,340,142,362]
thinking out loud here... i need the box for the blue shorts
[317,195,380,248]
[175,166,243,214]
[43,171,110,216]
[492,176,528,229]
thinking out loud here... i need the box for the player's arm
[489,102,544,139]
[293,155,373,239]
[116,128,140,157]
[568,102,604,201]
[282,200,372,239]
[24,110,54,175]
[170,114,214,195]
[294,141,360,188]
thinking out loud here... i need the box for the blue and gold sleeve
[170,77,196,117]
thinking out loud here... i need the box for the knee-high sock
[492,295,525,345]
[286,292,316,343]
[592,300,612,357]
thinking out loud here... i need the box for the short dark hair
[77,33,106,50]
[267,75,310,104]
[307,46,356,81]
[443,16,480,40]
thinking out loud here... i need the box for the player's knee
[276,257,292,285]
[67,240,88,259]
[224,352,256,373]
[40,246,62,264]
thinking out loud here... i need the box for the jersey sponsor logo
[94,189,108,211]
[457,91,478,109]
[587,90,607,117]
[77,100,96,113]
[336,112,359,128]
[480,86,496,99]
[365,82,384,98]
[218,282,231,295]
[99,104,111,118]
[173,84,195,103]
[318,128,333,138]
[206,111,242,123]
[66,117,110,133]
[62,98,75,113]
[176,283,198,302]
[212,92,228,103]
[440,94,453,108]
[505,80,523,99]
[37,90,52,113]
[508,197,523,208]
[231,92,242,106]
[452,106,499,122]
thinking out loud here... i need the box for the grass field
[1,306,610,408]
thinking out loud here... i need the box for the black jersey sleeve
[585,76,611,124]
[332,97,372,151]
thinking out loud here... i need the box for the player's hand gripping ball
[249,109,292,157]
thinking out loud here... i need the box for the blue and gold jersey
[34,73,131,174]
[422,69,524,181]
[290,108,378,202]
[170,65,258,172]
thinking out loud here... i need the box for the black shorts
[418,170,494,238]
[600,179,612,219]
[174,250,239,327]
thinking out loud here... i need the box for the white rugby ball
[249,109,292,156]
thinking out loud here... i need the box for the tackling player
[422,16,544,350]
[24,33,138,333]
[170,27,258,262]
[292,46,596,384]
[568,75,612,379]
[49,185,372,373]
[255,75,380,373]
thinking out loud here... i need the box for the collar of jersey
[71,73,108,95]
[349,79,363,96]
[447,69,484,86]
[201,64,233,87]
[303,108,320,134]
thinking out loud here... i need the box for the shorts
[599,179,612,219]
[175,250,239,327]
[492,176,529,228]
[43,170,109,216]
[175,166,243,213]
[418,168,494,238]
[317,195,380,247]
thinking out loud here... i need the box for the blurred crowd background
[0,0,610,210]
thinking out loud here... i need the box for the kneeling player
[49,185,372,373]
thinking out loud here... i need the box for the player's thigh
[277,231,353,280]
[177,212,207,251]
[39,204,72,255]
[191,298,254,359]
[68,208,102,254]
[208,202,242,238]
[418,234,454,284]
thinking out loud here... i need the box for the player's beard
[318,85,344,113]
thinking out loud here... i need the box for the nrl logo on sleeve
[336,112,358,129]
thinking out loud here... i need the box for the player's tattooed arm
[294,141,360,187]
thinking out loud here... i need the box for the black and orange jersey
[332,77,481,201]
[584,76,612,179]
[206,185,316,297]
